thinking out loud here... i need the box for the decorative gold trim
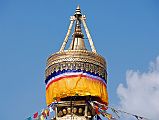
[45,50,107,79]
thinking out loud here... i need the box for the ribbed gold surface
[45,50,107,79]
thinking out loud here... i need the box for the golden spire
[69,6,86,50]
[59,5,97,53]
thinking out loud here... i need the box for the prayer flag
[42,111,46,118]
[49,107,53,112]
[134,115,143,120]
[101,106,108,111]
[39,115,45,120]
[94,105,100,115]
[97,115,102,120]
[105,113,112,120]
[26,117,32,120]
[33,112,38,118]
[111,108,120,118]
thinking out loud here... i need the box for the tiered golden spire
[59,5,96,53]
[69,6,86,50]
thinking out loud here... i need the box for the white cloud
[117,56,159,120]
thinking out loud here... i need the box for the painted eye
[62,109,67,115]
[67,107,71,114]
[73,107,77,113]
[78,108,83,114]
[58,111,63,117]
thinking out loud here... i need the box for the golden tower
[45,6,108,120]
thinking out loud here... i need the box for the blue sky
[0,0,159,120]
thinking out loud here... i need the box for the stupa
[45,6,108,120]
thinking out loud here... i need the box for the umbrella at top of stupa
[45,5,108,106]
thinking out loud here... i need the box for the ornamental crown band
[45,50,107,79]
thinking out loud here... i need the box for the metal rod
[59,18,75,51]
[81,17,97,53]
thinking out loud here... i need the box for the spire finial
[77,5,80,10]
[74,5,82,17]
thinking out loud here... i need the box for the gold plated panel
[45,50,107,79]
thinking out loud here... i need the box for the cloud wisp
[117,56,159,120]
